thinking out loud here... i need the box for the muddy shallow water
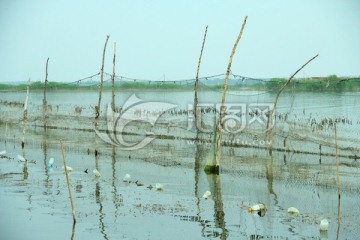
[0,90,360,239]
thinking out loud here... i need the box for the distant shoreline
[1,75,359,92]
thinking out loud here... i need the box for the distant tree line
[1,75,359,92]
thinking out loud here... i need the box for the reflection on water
[0,90,360,239]
[1,126,359,239]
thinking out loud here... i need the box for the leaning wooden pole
[205,16,248,174]
[61,140,77,224]
[266,54,319,133]
[194,25,208,128]
[96,35,110,119]
[111,42,116,112]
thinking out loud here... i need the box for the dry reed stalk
[60,140,77,224]
[96,35,110,119]
[111,42,116,112]
[210,16,247,173]
[194,25,208,127]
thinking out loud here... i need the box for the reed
[60,140,77,224]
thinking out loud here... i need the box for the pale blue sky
[0,0,359,82]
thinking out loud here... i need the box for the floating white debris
[155,183,163,191]
[248,203,266,212]
[17,154,26,162]
[62,165,73,172]
[202,190,211,199]
[93,169,101,177]
[0,150,6,155]
[48,158,54,168]
[123,174,131,182]
[287,207,300,214]
[320,219,329,231]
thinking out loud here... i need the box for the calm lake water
[0,89,359,239]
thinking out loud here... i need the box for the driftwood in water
[194,25,208,127]
[206,16,248,174]
[96,35,110,119]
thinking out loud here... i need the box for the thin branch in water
[194,25,208,126]
[61,140,77,224]
[335,124,341,240]
[266,54,319,131]
[215,16,248,168]
[21,78,30,149]
[43,57,49,107]
[96,35,110,119]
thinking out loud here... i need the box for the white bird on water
[202,191,211,199]
[0,150,6,155]
[320,219,329,231]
